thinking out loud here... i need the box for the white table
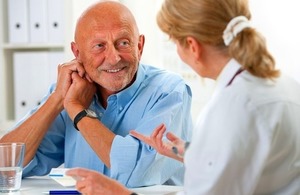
[1,132,183,194]
[3,176,183,195]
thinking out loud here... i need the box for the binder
[28,0,48,43]
[13,52,49,121]
[47,51,65,85]
[7,0,29,43]
[47,0,65,44]
[13,51,64,120]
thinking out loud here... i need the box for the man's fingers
[59,60,86,78]
[151,123,165,138]
[130,130,148,143]
[166,132,179,142]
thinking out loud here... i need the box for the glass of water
[0,143,25,193]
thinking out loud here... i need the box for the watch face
[86,109,97,118]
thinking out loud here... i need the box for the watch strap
[73,110,88,131]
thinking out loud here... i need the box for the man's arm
[0,59,87,166]
[63,72,115,168]
[73,116,115,167]
[0,92,64,166]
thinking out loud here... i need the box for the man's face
[73,13,144,95]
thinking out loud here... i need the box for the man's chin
[98,82,130,94]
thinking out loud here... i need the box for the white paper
[49,168,77,187]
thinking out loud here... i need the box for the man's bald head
[74,1,139,42]
[70,0,145,95]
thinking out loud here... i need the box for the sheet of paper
[49,168,77,187]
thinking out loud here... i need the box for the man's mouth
[105,67,125,73]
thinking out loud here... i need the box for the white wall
[249,0,300,83]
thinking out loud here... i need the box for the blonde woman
[67,0,300,194]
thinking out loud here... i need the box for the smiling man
[0,1,193,188]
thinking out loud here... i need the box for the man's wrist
[49,92,65,111]
[65,104,85,121]
[73,109,98,130]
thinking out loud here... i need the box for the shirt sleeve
[110,81,193,187]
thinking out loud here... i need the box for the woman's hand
[66,168,133,195]
[130,124,186,162]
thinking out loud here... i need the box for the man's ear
[137,34,145,60]
[186,36,201,61]
[71,42,79,58]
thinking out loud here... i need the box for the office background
[0,0,299,130]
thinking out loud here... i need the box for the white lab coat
[182,59,300,195]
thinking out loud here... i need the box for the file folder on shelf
[28,0,48,43]
[13,52,49,120]
[48,51,65,84]
[7,0,29,43]
[47,0,65,44]
[13,51,64,121]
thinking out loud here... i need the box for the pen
[49,190,81,194]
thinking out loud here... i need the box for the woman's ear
[186,36,201,61]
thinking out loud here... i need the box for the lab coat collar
[215,58,242,92]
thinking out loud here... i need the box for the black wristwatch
[73,109,97,131]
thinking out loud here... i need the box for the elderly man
[0,1,193,187]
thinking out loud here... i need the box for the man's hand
[54,59,87,102]
[63,64,96,120]
[130,124,186,162]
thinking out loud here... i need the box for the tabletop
[1,176,183,195]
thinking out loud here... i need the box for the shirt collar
[215,58,242,91]
[114,64,146,107]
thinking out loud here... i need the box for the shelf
[2,43,64,50]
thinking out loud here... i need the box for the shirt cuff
[22,157,38,177]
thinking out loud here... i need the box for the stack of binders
[7,0,65,121]
[8,0,64,44]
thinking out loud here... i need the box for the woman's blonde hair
[157,0,280,79]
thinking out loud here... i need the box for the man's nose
[105,46,121,65]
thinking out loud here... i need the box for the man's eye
[95,44,104,48]
[118,41,130,47]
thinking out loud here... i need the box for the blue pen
[49,190,81,194]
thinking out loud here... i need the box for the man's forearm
[77,116,115,168]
